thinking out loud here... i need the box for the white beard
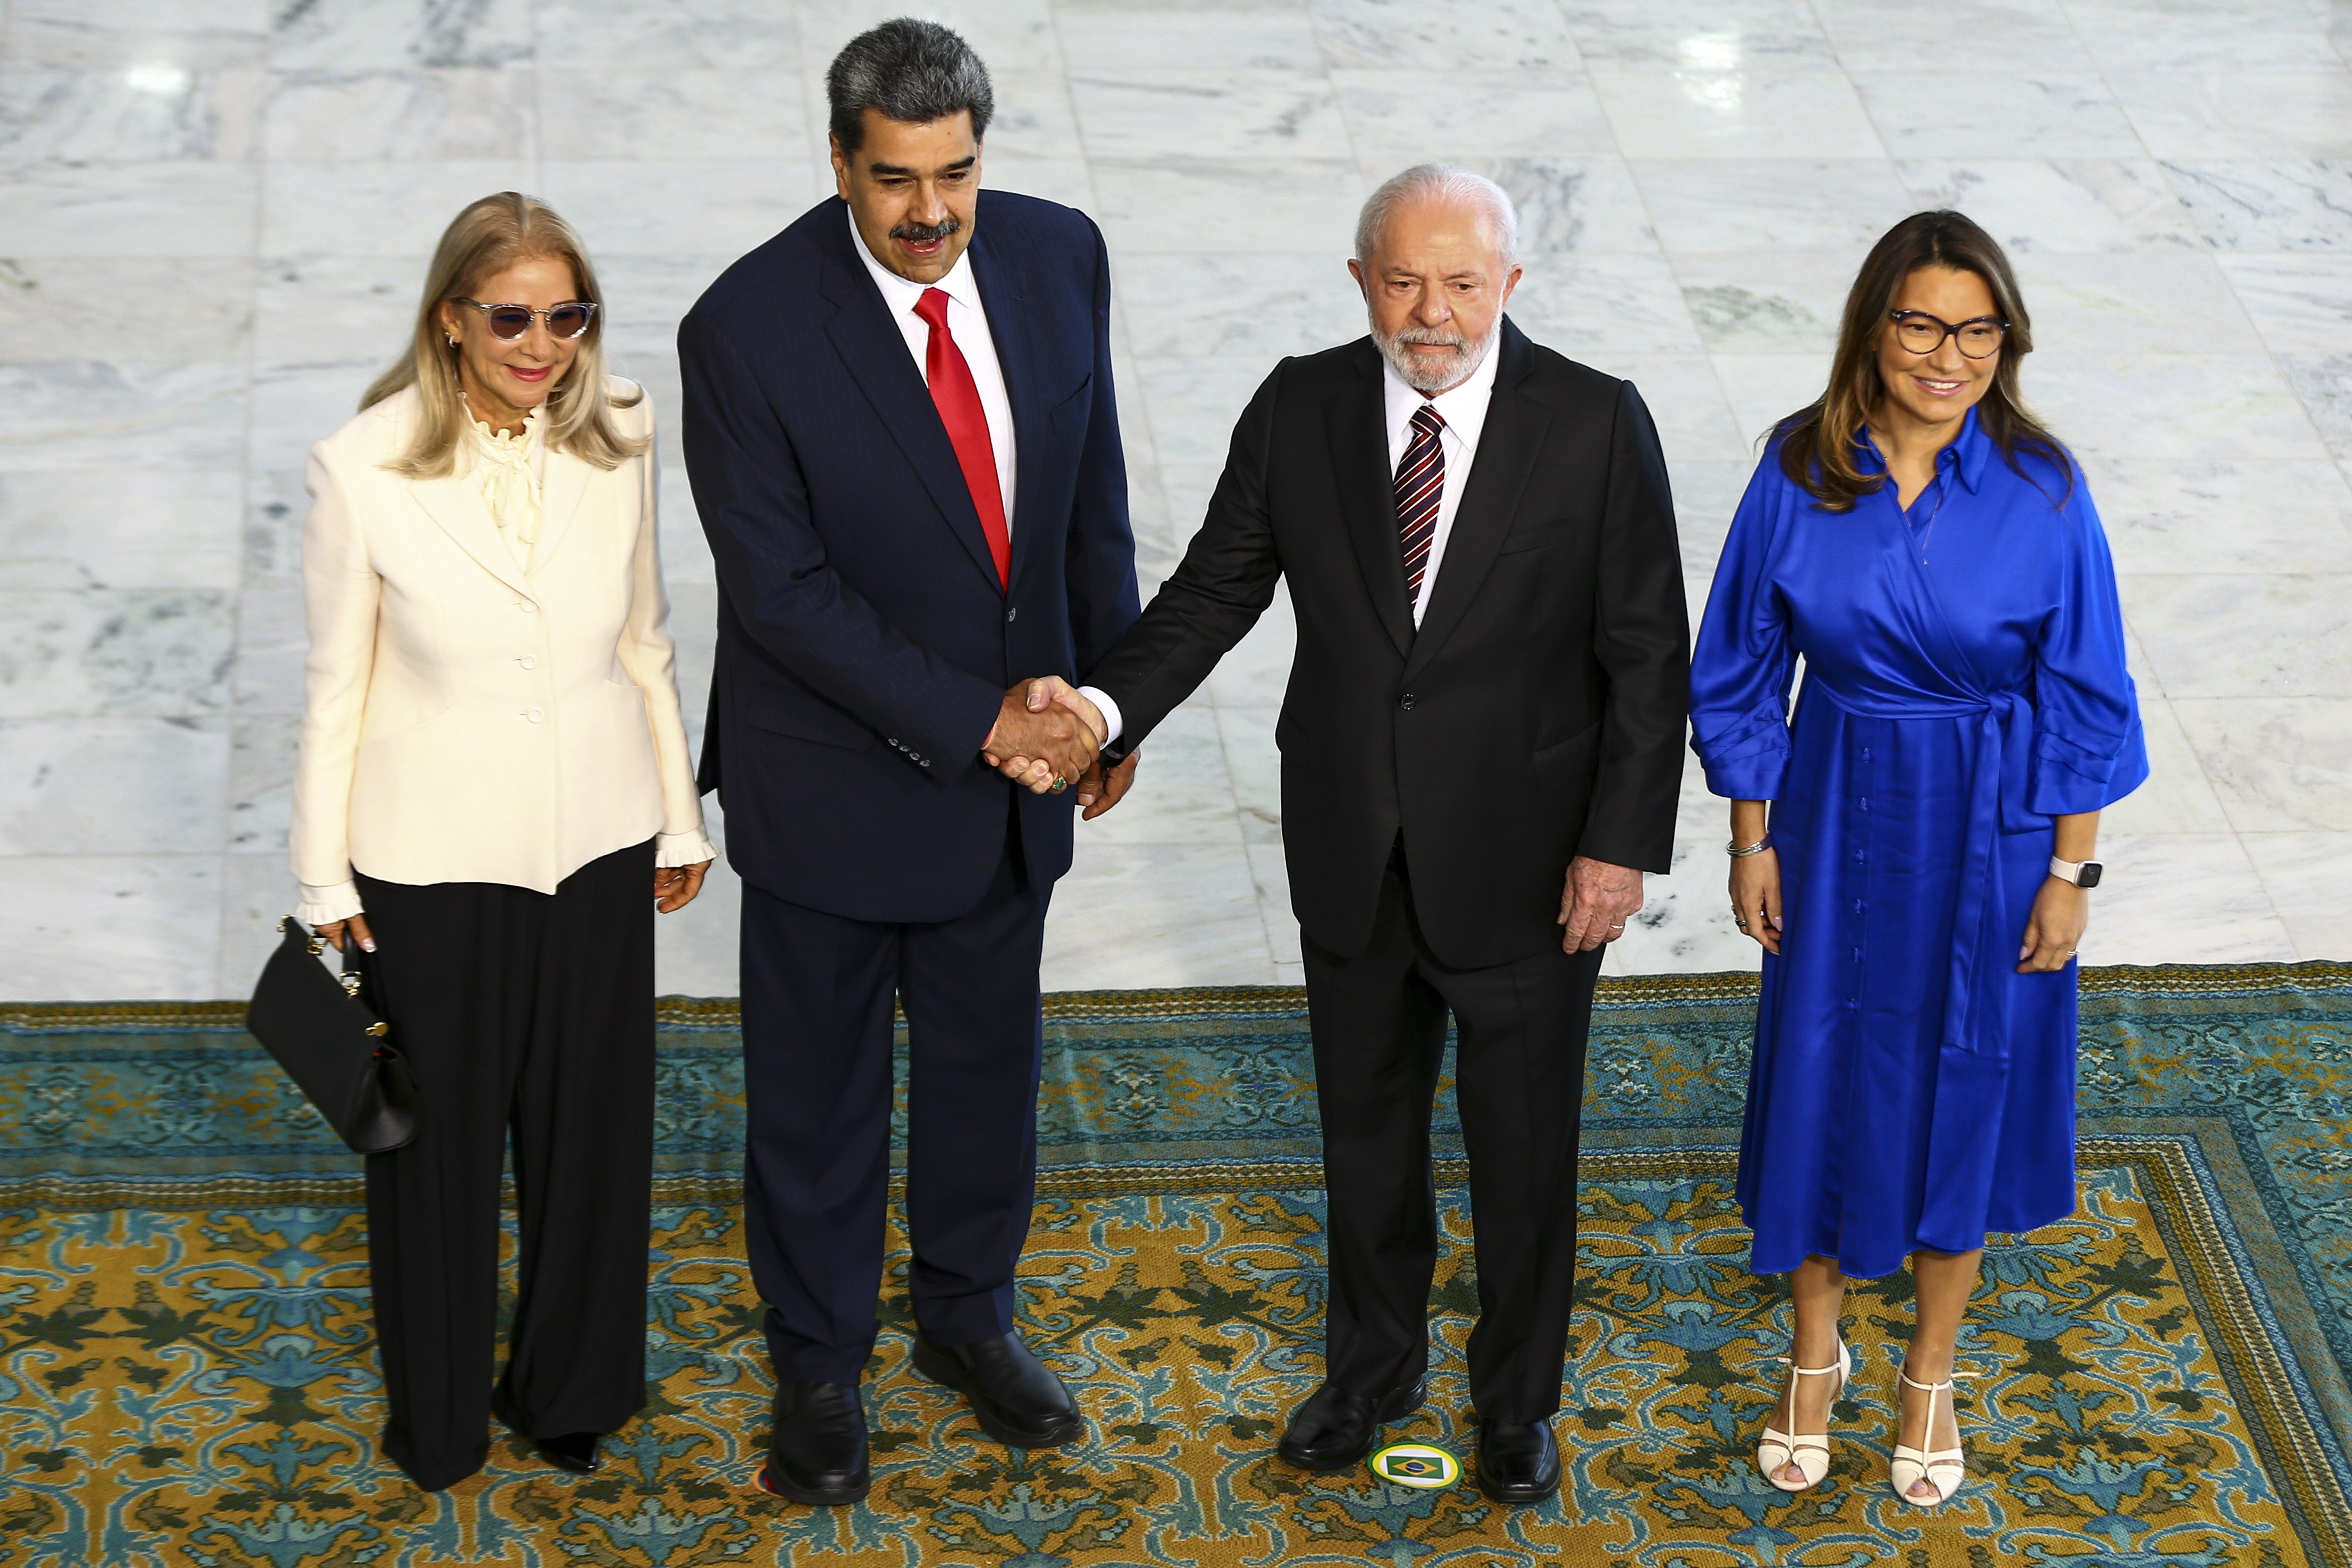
[1372,319,1497,395]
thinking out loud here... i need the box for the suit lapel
[529,444,591,571]
[409,473,531,598]
[970,230,1042,593]
[818,225,1004,593]
[1403,323,1548,681]
[1333,345,1414,658]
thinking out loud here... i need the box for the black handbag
[245,916,421,1154]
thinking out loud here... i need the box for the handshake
[979,676,1138,820]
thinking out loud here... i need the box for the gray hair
[1354,163,1519,268]
[827,18,995,153]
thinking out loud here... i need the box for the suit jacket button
[1399,693,1416,710]
[1006,607,1019,623]
[525,708,544,723]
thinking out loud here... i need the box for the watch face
[2077,862,2103,888]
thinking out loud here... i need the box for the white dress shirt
[847,210,1125,745]
[1381,338,1503,626]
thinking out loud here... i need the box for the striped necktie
[1395,403,1446,604]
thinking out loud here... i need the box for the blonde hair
[362,191,646,476]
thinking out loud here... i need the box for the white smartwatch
[2048,857,2103,888]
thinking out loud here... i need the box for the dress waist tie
[1809,682,2042,1251]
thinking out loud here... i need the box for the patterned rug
[4,964,2351,1567]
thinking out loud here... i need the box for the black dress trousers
[353,839,656,1491]
[738,823,1050,1385]
[1301,844,1603,1425]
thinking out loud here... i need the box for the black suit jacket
[681,192,1139,921]
[1088,321,1687,969]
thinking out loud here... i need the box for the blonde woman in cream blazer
[289,192,712,1493]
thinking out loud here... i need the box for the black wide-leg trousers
[354,840,656,1491]
[1301,845,1603,1425]
[738,833,1049,1385]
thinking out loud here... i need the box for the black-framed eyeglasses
[1889,309,2008,359]
[453,298,599,340]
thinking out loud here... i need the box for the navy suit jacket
[681,192,1139,922]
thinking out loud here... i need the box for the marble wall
[2,0,2345,1000]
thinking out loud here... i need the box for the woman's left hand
[656,860,712,914]
[2018,877,2088,972]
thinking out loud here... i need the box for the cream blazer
[290,380,713,925]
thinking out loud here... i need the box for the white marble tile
[1602,836,1764,977]
[245,357,378,472]
[536,69,806,161]
[537,160,823,263]
[0,716,227,855]
[1071,70,1350,161]
[260,67,535,160]
[2109,71,2352,159]
[1674,251,1852,353]
[2161,160,2352,251]
[0,853,225,1001]
[1813,0,2097,73]
[1131,353,1294,468]
[1896,159,2203,254]
[230,584,307,715]
[2279,354,2352,457]
[1589,68,1886,161]
[1213,702,1283,844]
[2029,353,2330,461]
[1201,582,1296,707]
[2011,253,2265,354]
[2215,256,2352,355]
[1111,252,1365,360]
[1242,841,1303,965]
[799,0,1059,74]
[2090,459,2352,574]
[1310,0,1583,70]
[2066,0,2338,72]
[253,253,425,363]
[1704,352,1829,449]
[0,64,267,160]
[2172,697,2352,832]
[226,712,297,854]
[271,0,533,72]
[980,153,1098,212]
[260,157,533,257]
[1157,462,1227,545]
[1087,156,1366,254]
[9,0,270,70]
[1608,353,1753,467]
[1333,71,1615,162]
[1477,156,1658,255]
[216,851,301,998]
[0,361,248,471]
[1632,159,1913,254]
[1670,460,1755,579]
[1853,73,2143,160]
[1560,0,1833,69]
[1069,696,1243,847]
[655,468,715,588]
[2077,831,2296,965]
[656,850,742,999]
[2098,692,2236,836]
[241,469,307,588]
[0,159,258,254]
[0,255,252,360]
[1506,253,1706,358]
[951,69,1082,162]
[535,0,797,69]
[2122,573,2352,697]
[1056,8,1325,73]
[0,588,235,719]
[2240,830,2352,960]
[0,470,242,590]
[1042,840,1275,989]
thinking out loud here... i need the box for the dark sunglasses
[453,297,599,340]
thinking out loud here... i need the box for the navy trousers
[739,825,1050,1384]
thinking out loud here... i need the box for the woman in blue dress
[1688,211,2146,1509]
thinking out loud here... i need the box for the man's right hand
[980,679,1101,794]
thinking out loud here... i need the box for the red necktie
[912,288,1010,590]
[1395,404,1445,603]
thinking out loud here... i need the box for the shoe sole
[1277,1383,1426,1472]
[1475,1475,1562,1505]
[909,1343,1083,1450]
[755,1464,870,1508]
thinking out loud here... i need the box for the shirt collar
[1380,328,1504,446]
[1856,405,1989,493]
[847,204,981,314]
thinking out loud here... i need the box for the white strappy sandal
[1890,1367,1975,1508]
[1756,1341,1849,1492]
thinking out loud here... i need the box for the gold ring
[1050,777,1068,793]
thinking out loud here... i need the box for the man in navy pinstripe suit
[679,20,1139,1507]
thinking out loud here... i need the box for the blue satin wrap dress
[1688,409,2148,1279]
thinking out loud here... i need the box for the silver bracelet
[1727,833,1773,858]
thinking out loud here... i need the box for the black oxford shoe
[1476,1417,1561,1504]
[1276,1380,1426,1472]
[910,1330,1083,1449]
[534,1431,602,1475]
[756,1382,871,1506]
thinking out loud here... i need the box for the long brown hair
[1774,210,2068,512]
[362,191,645,477]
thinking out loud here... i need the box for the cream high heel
[1755,1341,1849,1493]
[1890,1367,1974,1508]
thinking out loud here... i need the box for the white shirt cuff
[655,830,718,868]
[296,880,364,927]
[1077,686,1123,745]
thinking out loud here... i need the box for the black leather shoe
[1476,1418,1561,1504]
[755,1382,871,1506]
[534,1432,602,1474]
[1276,1380,1426,1472]
[910,1330,1083,1449]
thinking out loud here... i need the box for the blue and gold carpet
[3,964,2350,1566]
